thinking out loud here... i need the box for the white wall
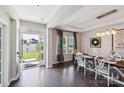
[9,19,20,82]
[81,30,112,57]
[0,7,11,86]
[81,23,124,57]
[0,6,20,86]
[45,28,53,67]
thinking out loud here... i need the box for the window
[63,35,74,54]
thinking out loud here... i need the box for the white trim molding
[8,72,19,86]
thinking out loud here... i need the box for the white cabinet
[0,24,3,87]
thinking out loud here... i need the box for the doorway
[21,33,45,70]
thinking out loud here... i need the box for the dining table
[105,59,124,69]
[78,53,124,85]
[105,59,124,85]
[112,61,124,68]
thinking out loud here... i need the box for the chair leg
[107,77,109,86]
[77,65,80,71]
[111,72,114,85]
[95,71,97,80]
[107,72,110,86]
[74,60,76,64]
[84,67,86,75]
[107,64,110,86]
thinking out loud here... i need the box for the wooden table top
[82,53,124,68]
[111,61,124,68]
[105,60,124,68]
[83,55,93,59]
[83,54,95,58]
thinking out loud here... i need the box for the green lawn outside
[22,52,39,59]
[22,41,44,60]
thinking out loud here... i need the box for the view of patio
[22,34,44,61]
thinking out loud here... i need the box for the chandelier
[96,28,117,37]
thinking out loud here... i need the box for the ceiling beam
[82,17,124,32]
[48,5,83,28]
[56,25,84,32]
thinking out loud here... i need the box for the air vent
[96,9,118,19]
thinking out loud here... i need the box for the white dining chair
[110,67,124,86]
[85,57,95,72]
[74,55,78,64]
[74,53,83,64]
[94,56,110,86]
[76,55,86,75]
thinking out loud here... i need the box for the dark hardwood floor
[9,62,123,87]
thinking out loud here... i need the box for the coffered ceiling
[5,5,124,32]
[14,5,60,24]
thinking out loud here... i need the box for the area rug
[24,63,38,70]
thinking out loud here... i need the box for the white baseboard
[47,65,53,68]
[8,72,19,86]
[46,64,53,68]
[52,59,72,65]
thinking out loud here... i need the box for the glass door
[22,33,39,62]
[38,37,45,65]
[0,24,3,86]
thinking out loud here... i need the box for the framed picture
[90,37,101,48]
[113,31,124,56]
